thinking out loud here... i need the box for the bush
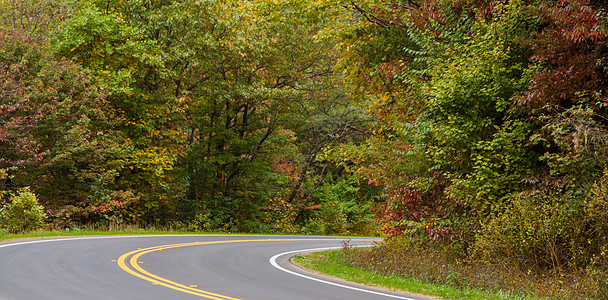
[586,171,608,250]
[0,187,46,233]
[471,183,608,298]
[305,175,380,236]
[474,192,587,271]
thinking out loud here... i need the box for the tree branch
[349,1,409,28]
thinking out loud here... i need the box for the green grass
[0,222,276,243]
[0,226,372,243]
[294,249,548,300]
[0,228,191,243]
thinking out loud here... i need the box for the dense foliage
[337,0,608,297]
[1,0,608,296]
[0,0,379,234]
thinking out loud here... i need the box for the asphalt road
[0,235,436,300]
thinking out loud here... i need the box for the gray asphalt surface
[0,235,436,300]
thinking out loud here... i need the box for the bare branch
[348,1,409,28]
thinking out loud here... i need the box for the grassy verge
[294,249,548,300]
[0,221,257,243]
[0,226,364,243]
[0,228,191,243]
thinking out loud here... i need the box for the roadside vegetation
[0,226,179,243]
[295,247,545,300]
[298,239,602,299]
[2,0,608,299]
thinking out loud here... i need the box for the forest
[1,0,608,297]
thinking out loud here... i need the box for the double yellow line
[116,238,339,299]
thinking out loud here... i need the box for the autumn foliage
[0,0,378,234]
[1,0,608,296]
[338,0,608,297]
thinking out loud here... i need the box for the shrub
[471,182,608,298]
[586,171,608,250]
[0,187,46,233]
[305,175,380,236]
[473,191,587,272]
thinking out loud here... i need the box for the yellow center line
[120,241,240,300]
[117,238,368,299]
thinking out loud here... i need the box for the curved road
[0,235,434,300]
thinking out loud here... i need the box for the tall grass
[335,238,605,299]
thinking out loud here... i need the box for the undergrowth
[339,238,606,299]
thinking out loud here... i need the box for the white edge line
[0,235,373,249]
[0,235,140,249]
[0,234,280,249]
[1,235,414,299]
[269,246,420,300]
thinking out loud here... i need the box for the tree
[338,1,608,285]
[0,28,134,225]
[51,0,367,231]
[339,0,537,239]
[0,0,73,38]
